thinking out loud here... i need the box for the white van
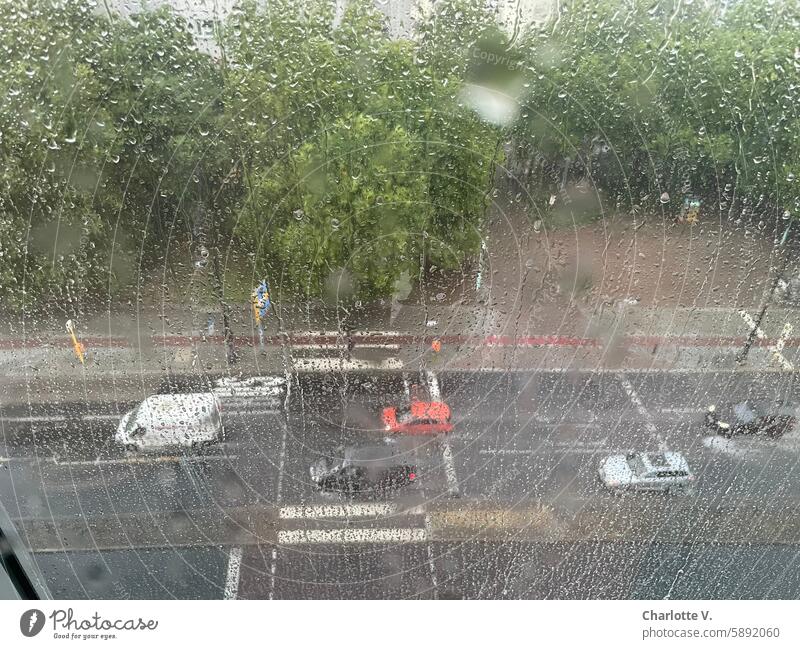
[115,393,223,451]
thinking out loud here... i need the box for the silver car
[598,452,694,494]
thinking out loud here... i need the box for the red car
[382,400,453,435]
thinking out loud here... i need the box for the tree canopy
[1,0,798,313]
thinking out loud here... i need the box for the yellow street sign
[65,319,85,365]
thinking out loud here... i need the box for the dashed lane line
[440,440,460,497]
[223,546,243,600]
[425,370,441,401]
[425,514,439,598]
[270,404,290,601]
[278,528,428,545]
[269,547,277,599]
[424,369,460,496]
[618,375,667,451]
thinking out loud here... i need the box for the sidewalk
[1,302,798,406]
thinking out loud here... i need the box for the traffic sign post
[252,280,271,348]
[65,319,85,365]
[255,280,271,320]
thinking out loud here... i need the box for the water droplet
[293,208,304,221]
[331,218,340,231]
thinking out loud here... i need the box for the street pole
[737,220,793,363]
[211,253,237,365]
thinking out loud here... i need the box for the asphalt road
[2,369,800,598]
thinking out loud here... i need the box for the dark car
[310,444,417,495]
[705,401,797,439]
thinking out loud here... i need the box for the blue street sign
[255,280,271,319]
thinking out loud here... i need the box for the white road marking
[479,447,627,456]
[269,547,277,601]
[285,331,401,338]
[425,514,439,596]
[280,504,397,519]
[771,322,794,370]
[738,310,766,340]
[424,369,459,496]
[440,439,460,497]
[288,343,399,350]
[660,407,705,414]
[283,368,292,412]
[218,407,283,416]
[738,310,794,371]
[291,357,403,372]
[425,370,441,401]
[269,398,291,601]
[51,454,239,466]
[214,376,286,389]
[278,528,427,545]
[223,546,243,600]
[3,409,282,423]
[1,415,72,423]
[402,373,411,400]
[618,375,667,451]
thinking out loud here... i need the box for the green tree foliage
[0,0,110,311]
[226,0,502,301]
[513,0,800,220]
[244,114,429,299]
[3,0,798,313]
[0,0,226,312]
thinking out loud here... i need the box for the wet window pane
[1,0,799,601]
